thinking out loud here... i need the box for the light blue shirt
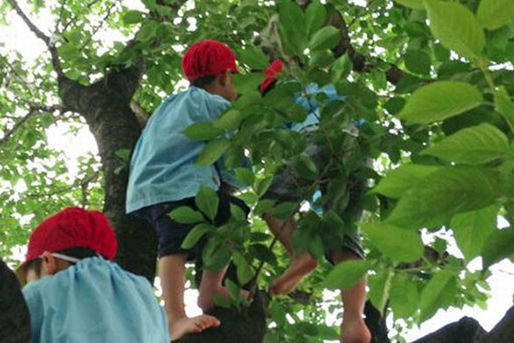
[291,83,345,131]
[126,86,231,214]
[23,257,169,343]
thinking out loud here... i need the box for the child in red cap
[16,207,169,343]
[126,39,246,340]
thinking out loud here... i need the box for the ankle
[168,310,188,321]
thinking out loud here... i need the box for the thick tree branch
[0,104,65,147]
[477,306,514,343]
[330,8,404,85]
[6,0,64,77]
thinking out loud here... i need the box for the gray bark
[58,68,157,282]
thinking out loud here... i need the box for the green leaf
[197,139,230,166]
[420,270,458,321]
[305,0,327,37]
[249,243,277,266]
[136,21,158,42]
[297,322,318,336]
[372,165,439,199]
[362,222,424,262]
[168,206,205,224]
[367,269,392,314]
[477,0,514,30]
[390,274,420,319]
[421,123,511,164]
[279,1,307,55]
[115,149,130,161]
[123,10,145,24]
[494,87,514,133]
[279,0,305,34]
[309,50,335,69]
[233,254,254,285]
[254,176,273,197]
[332,53,353,81]
[212,295,232,309]
[324,260,370,290]
[238,47,270,70]
[387,166,499,228]
[398,81,483,124]
[271,201,298,219]
[482,227,514,268]
[424,0,485,59]
[181,223,214,249]
[195,186,219,221]
[235,168,254,186]
[309,26,341,51]
[395,0,424,9]
[404,50,431,75]
[183,122,225,141]
[307,233,325,260]
[203,239,231,270]
[214,109,249,131]
[451,205,497,262]
[225,279,241,300]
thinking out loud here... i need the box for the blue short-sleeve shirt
[291,83,345,131]
[23,258,169,343]
[126,86,231,214]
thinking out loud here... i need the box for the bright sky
[2,1,514,342]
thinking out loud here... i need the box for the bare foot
[197,286,251,311]
[340,317,371,343]
[169,315,221,341]
[269,252,318,295]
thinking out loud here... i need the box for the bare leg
[264,214,318,295]
[332,250,371,343]
[197,266,250,311]
[159,255,220,341]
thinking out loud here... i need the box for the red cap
[24,207,117,263]
[181,39,239,82]
[259,59,283,94]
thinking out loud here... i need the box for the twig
[0,104,64,147]
[77,1,118,54]
[6,0,64,77]
[60,0,101,34]
[26,171,99,199]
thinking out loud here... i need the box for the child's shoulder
[188,86,229,106]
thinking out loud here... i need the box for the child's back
[127,86,231,215]
[23,257,168,343]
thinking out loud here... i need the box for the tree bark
[58,69,158,282]
[177,291,269,343]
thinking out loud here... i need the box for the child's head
[181,39,239,101]
[16,207,117,286]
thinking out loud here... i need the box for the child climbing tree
[1,0,514,342]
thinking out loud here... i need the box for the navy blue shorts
[144,192,249,259]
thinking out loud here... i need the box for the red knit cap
[259,59,283,94]
[181,39,239,82]
[23,207,117,263]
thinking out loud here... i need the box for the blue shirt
[291,83,345,131]
[23,258,169,343]
[126,86,231,214]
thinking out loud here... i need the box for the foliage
[1,0,514,341]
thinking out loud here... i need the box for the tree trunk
[58,70,157,282]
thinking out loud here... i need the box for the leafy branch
[0,104,66,147]
[6,0,64,78]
